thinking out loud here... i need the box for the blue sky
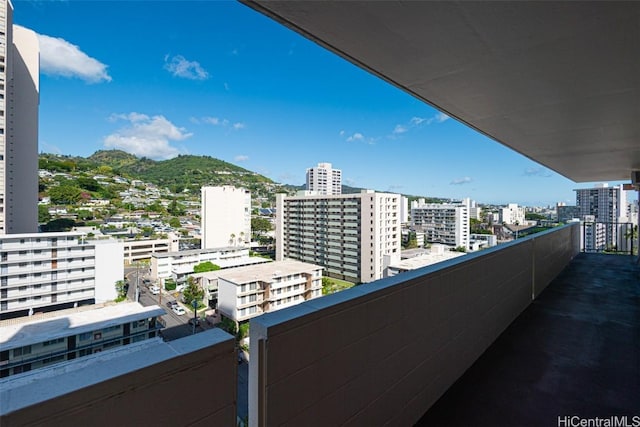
[14,1,633,207]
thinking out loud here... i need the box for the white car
[172,305,186,316]
[149,285,160,295]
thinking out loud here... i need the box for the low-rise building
[386,244,467,277]
[217,260,323,323]
[0,232,123,319]
[0,302,164,378]
[121,234,180,265]
[151,246,269,286]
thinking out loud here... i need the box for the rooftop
[216,259,323,284]
[0,303,165,351]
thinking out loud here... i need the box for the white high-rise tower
[306,162,342,195]
[0,1,39,234]
[201,186,251,249]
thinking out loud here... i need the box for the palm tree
[230,233,236,246]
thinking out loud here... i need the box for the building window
[13,345,31,357]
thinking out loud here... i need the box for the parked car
[166,300,178,309]
[172,305,186,316]
[149,285,160,295]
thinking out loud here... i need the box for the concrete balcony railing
[0,330,237,426]
[248,223,580,426]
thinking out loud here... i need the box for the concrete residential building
[0,232,123,318]
[499,203,526,225]
[305,162,342,195]
[275,190,401,283]
[150,246,269,285]
[575,184,628,251]
[201,186,251,249]
[410,199,470,250]
[462,198,482,221]
[0,302,164,378]
[0,3,39,235]
[121,233,179,265]
[216,260,323,323]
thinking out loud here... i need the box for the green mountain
[39,150,279,199]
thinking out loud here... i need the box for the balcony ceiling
[242,1,639,182]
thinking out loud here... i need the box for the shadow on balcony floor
[416,253,640,427]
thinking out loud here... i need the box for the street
[125,267,205,341]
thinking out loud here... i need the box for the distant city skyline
[14,1,634,206]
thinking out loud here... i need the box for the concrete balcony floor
[417,253,640,426]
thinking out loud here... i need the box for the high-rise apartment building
[410,199,470,249]
[461,198,482,221]
[0,232,124,319]
[0,2,39,234]
[575,183,628,251]
[200,186,251,249]
[305,162,342,195]
[275,190,401,283]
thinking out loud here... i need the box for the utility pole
[135,261,140,303]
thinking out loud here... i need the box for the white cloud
[234,155,249,162]
[164,54,209,80]
[434,112,450,123]
[34,30,111,83]
[450,176,473,185]
[395,112,450,135]
[346,132,365,142]
[203,117,221,125]
[200,117,244,131]
[524,167,552,177]
[393,125,408,134]
[103,113,191,160]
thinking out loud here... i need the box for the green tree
[167,199,185,216]
[251,217,272,239]
[219,317,238,336]
[237,322,250,341]
[41,218,75,232]
[48,185,82,205]
[403,231,418,249]
[115,280,127,301]
[96,165,113,175]
[75,209,94,221]
[322,277,333,295]
[38,205,51,223]
[182,276,205,306]
[77,177,102,192]
[169,217,181,228]
[193,261,220,273]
